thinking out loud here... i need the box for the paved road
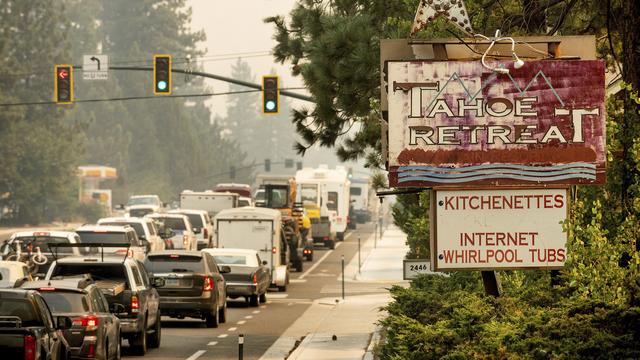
[123,223,378,360]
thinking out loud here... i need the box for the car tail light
[203,276,214,292]
[38,287,56,291]
[73,315,99,331]
[323,236,329,241]
[272,246,277,254]
[115,249,133,257]
[87,343,95,357]
[131,295,140,313]
[24,335,36,360]
[203,228,208,240]
[252,273,257,285]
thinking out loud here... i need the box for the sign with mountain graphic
[386,60,606,187]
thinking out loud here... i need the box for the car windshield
[238,199,250,207]
[0,298,41,327]
[183,214,203,228]
[51,264,130,288]
[127,197,159,206]
[299,184,318,205]
[77,232,128,244]
[100,222,145,238]
[212,254,257,266]
[39,291,89,313]
[145,255,204,273]
[153,217,187,231]
[13,236,73,254]
[254,190,264,201]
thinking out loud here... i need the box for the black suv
[22,279,121,359]
[144,250,229,328]
[46,254,163,355]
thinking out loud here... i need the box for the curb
[363,326,383,360]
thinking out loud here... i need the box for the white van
[214,207,289,291]
[180,190,238,218]
[296,165,351,241]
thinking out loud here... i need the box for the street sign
[83,54,109,80]
[386,60,606,187]
[431,188,568,271]
[403,259,431,280]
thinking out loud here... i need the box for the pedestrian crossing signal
[54,65,73,104]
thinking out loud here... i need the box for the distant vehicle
[238,197,253,207]
[45,253,163,355]
[146,213,197,250]
[0,288,72,360]
[202,248,270,306]
[22,279,121,360]
[2,231,81,278]
[296,165,351,243]
[215,207,289,291]
[75,225,147,262]
[98,216,165,252]
[350,178,372,224]
[179,190,238,219]
[214,183,252,198]
[168,209,213,250]
[144,250,229,328]
[0,261,32,288]
[254,189,265,207]
[123,195,164,217]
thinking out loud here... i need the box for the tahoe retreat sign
[432,188,568,270]
[387,60,606,187]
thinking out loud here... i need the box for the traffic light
[154,55,172,95]
[54,65,73,104]
[265,159,271,172]
[262,75,279,114]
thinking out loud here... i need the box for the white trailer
[214,207,289,291]
[180,190,238,217]
[350,177,372,223]
[295,165,351,241]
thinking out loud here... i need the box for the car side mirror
[112,303,126,314]
[262,260,268,266]
[193,227,201,234]
[218,265,231,274]
[152,277,165,288]
[55,316,73,330]
[140,239,150,252]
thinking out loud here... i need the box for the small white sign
[403,259,431,280]
[83,54,109,80]
[434,188,568,271]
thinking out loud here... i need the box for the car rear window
[39,291,89,313]
[77,232,128,244]
[212,255,255,266]
[154,217,187,231]
[100,222,145,238]
[0,299,41,327]
[14,236,73,253]
[51,264,130,288]
[145,255,204,273]
[184,214,203,228]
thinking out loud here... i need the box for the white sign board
[433,188,567,270]
[403,259,431,280]
[83,54,109,80]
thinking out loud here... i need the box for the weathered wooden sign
[431,188,568,270]
[387,60,606,187]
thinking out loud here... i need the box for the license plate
[165,278,180,286]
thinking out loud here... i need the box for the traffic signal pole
[77,65,313,102]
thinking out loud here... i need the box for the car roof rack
[47,243,132,263]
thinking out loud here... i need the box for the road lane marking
[229,327,237,331]
[186,350,206,360]
[237,320,246,325]
[289,279,307,283]
[218,334,228,338]
[268,293,289,299]
[299,245,338,280]
[252,310,260,314]
[207,341,218,346]
[244,315,253,319]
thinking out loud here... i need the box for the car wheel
[249,294,259,307]
[205,305,219,328]
[306,253,314,261]
[218,300,227,324]
[295,258,303,272]
[259,292,267,303]
[277,284,287,292]
[130,316,147,356]
[326,240,335,250]
[148,312,161,348]
[337,232,344,241]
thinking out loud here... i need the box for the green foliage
[392,192,430,259]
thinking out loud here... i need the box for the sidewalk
[260,225,409,360]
